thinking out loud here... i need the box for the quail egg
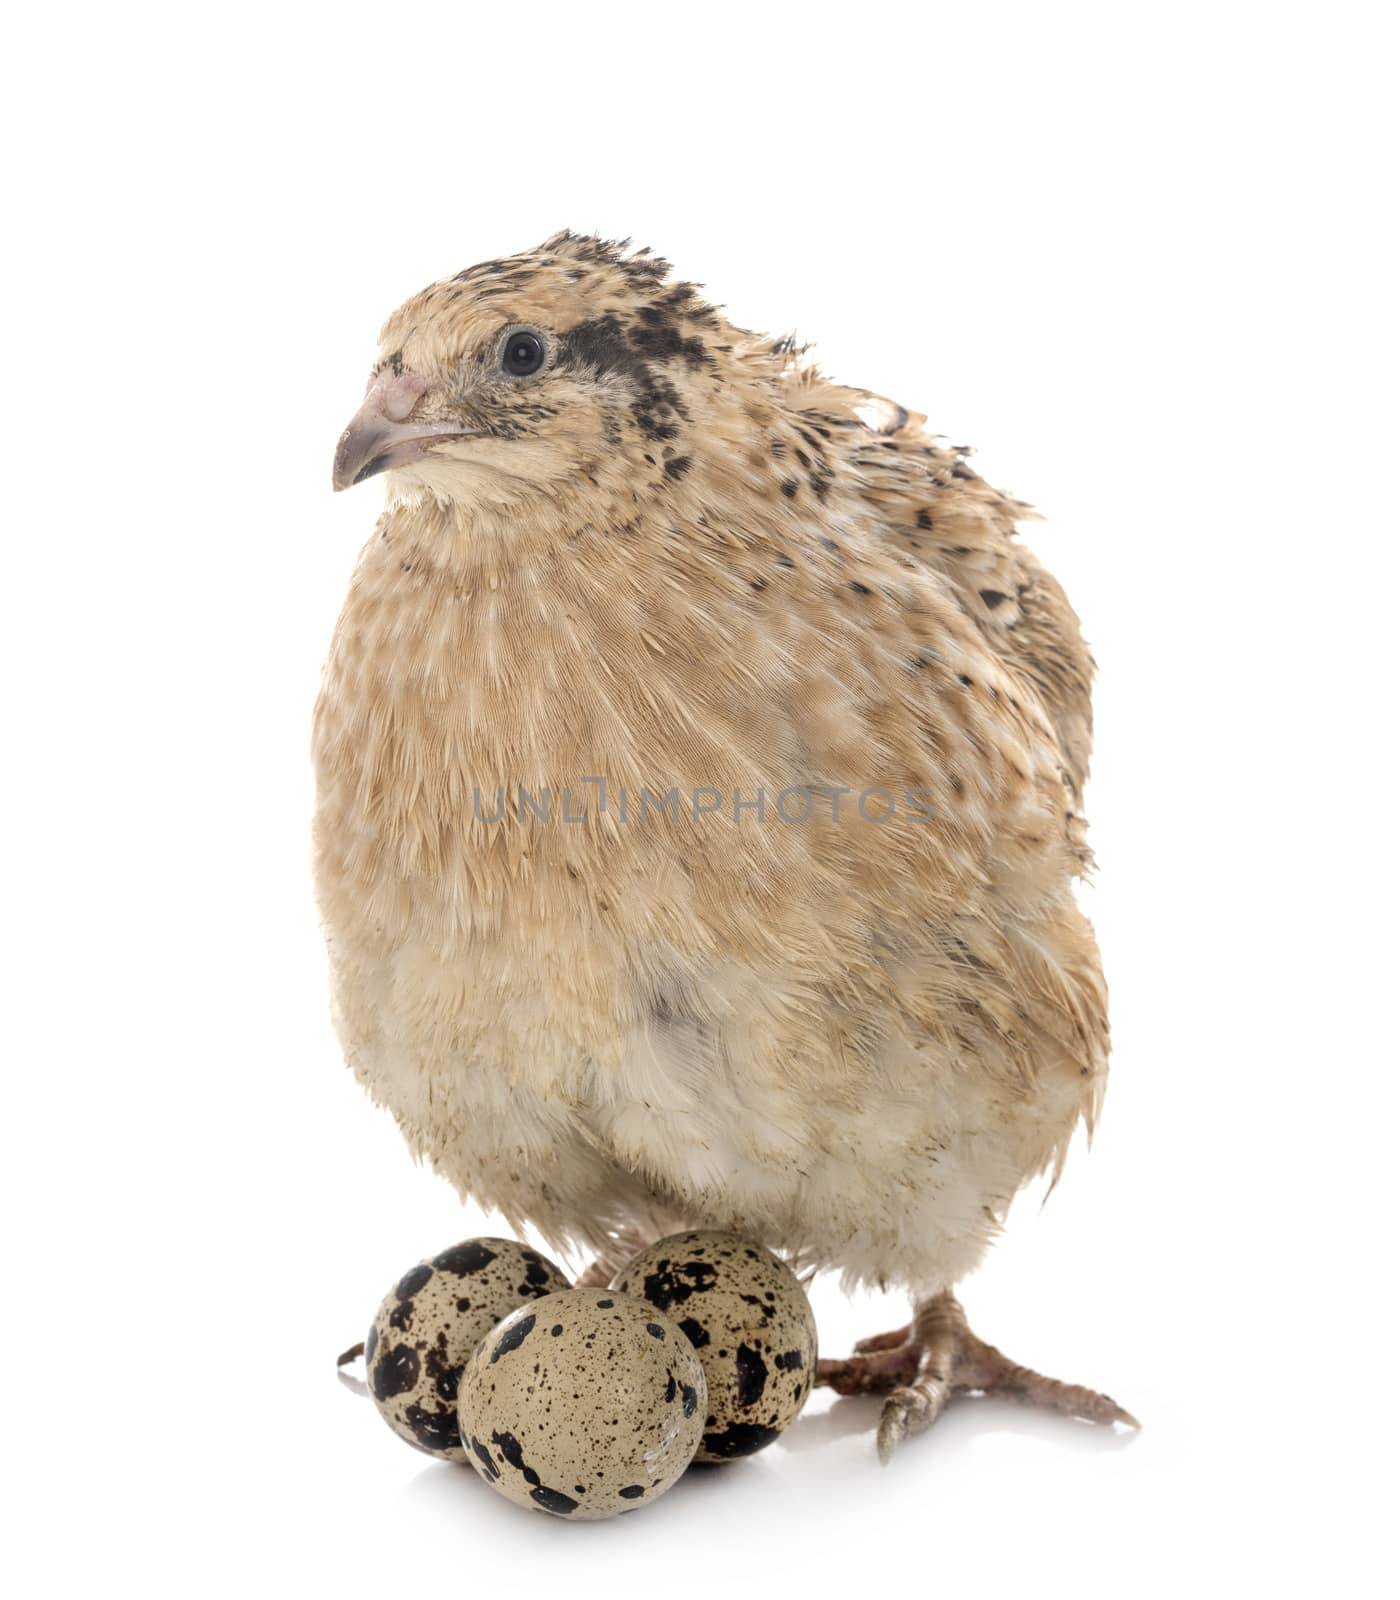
[457,1288,707,1519]
[365,1237,570,1462]
[613,1230,817,1461]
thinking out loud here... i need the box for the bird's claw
[876,1383,936,1464]
[825,1294,1139,1459]
[817,1340,923,1395]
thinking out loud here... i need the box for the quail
[316,232,1133,1455]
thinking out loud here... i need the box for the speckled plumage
[314,233,1108,1319]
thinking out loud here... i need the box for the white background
[6,3,1395,1595]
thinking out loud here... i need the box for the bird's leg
[817,1292,1137,1461]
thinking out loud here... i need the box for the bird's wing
[783,371,1096,807]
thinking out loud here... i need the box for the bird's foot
[817,1293,1137,1462]
[816,1325,923,1394]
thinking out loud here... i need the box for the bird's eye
[502,329,546,377]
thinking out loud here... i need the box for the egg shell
[613,1230,818,1461]
[365,1238,570,1463]
[457,1288,707,1520]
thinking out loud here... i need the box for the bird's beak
[332,372,477,491]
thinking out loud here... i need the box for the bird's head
[332,232,773,519]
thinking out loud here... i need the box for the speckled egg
[365,1238,570,1463]
[613,1230,818,1461]
[457,1288,707,1519]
